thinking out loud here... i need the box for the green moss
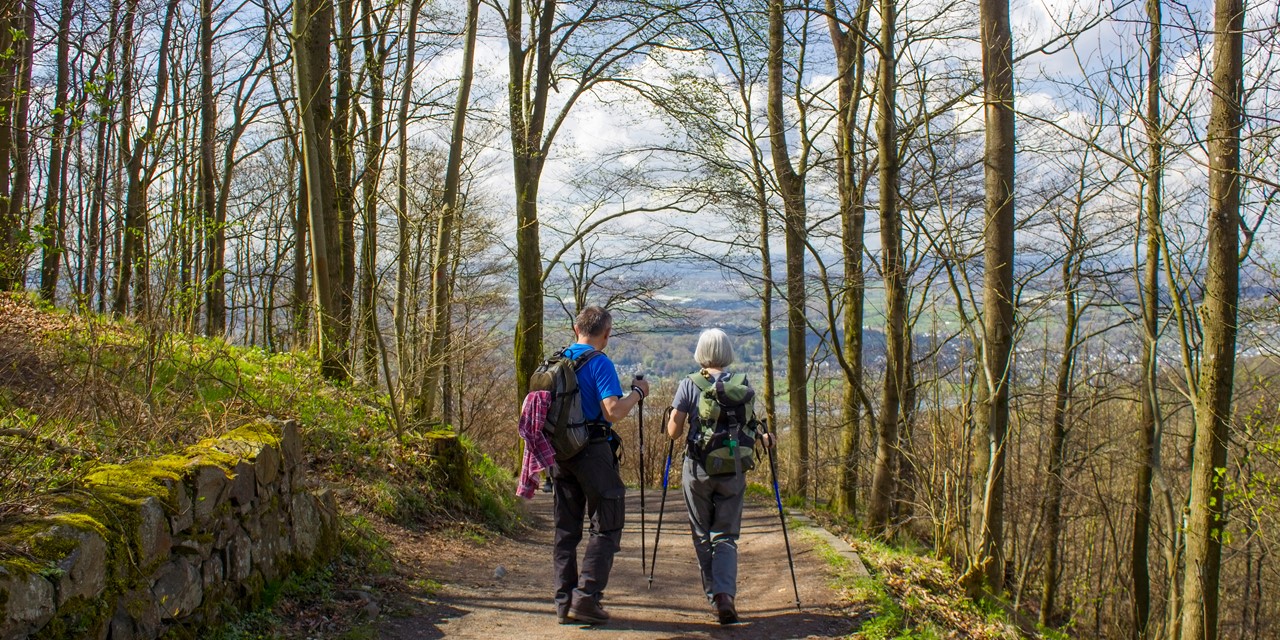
[28,533,79,565]
[220,422,282,450]
[82,457,187,503]
[31,594,110,640]
[46,513,109,536]
[0,556,45,577]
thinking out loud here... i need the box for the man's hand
[759,433,776,449]
[631,377,650,398]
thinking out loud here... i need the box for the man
[552,306,649,625]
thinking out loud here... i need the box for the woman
[665,328,773,625]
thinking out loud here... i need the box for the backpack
[529,347,603,461]
[687,370,758,476]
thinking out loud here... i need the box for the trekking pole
[633,374,647,577]
[648,407,675,589]
[765,426,802,611]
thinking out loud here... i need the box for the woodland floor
[366,489,866,639]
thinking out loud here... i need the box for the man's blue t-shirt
[562,343,624,425]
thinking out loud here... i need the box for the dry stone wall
[0,420,338,640]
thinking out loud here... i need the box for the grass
[840,537,1024,639]
[0,293,523,638]
[793,503,1031,639]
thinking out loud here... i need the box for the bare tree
[867,0,906,537]
[767,0,810,494]
[1130,0,1162,634]
[970,0,1016,594]
[293,0,344,378]
[1180,0,1244,636]
[421,0,480,423]
[826,0,872,519]
[38,0,75,301]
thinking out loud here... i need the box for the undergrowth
[0,292,518,531]
[843,537,1024,639]
[0,292,522,638]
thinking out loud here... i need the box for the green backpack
[688,370,759,476]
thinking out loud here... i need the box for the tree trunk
[1132,0,1162,634]
[421,0,479,423]
[113,0,180,318]
[1041,205,1083,627]
[8,0,32,288]
[292,159,309,347]
[867,0,903,536]
[827,0,871,519]
[39,0,74,301]
[394,0,424,390]
[766,0,809,496]
[200,0,223,335]
[1179,0,1242,636]
[84,3,119,310]
[758,184,777,439]
[508,0,556,403]
[357,0,387,383]
[294,0,344,379]
[972,0,1016,594]
[0,0,15,290]
[333,0,356,366]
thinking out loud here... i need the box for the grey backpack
[528,348,602,461]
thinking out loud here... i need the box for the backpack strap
[689,370,714,392]
[570,347,601,369]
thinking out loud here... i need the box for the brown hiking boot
[568,596,610,625]
[712,593,738,625]
[557,603,573,624]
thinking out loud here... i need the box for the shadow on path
[376,487,857,639]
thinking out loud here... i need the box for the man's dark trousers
[552,440,626,613]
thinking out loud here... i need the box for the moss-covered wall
[0,420,338,640]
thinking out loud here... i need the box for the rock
[224,526,252,582]
[32,525,108,606]
[171,536,210,559]
[314,488,339,559]
[191,464,229,525]
[201,557,224,592]
[254,511,286,578]
[138,497,172,569]
[494,565,507,579]
[254,444,281,487]
[0,566,56,639]
[290,493,321,559]
[108,607,135,640]
[151,559,203,620]
[228,461,256,510]
[164,479,194,535]
[120,588,161,639]
[280,420,303,472]
[360,601,380,619]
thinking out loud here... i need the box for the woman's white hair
[694,328,735,369]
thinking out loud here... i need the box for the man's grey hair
[694,328,734,369]
[574,306,613,338]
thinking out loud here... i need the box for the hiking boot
[557,603,573,624]
[541,476,553,493]
[712,593,738,625]
[568,597,610,625]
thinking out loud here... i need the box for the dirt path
[374,490,857,639]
